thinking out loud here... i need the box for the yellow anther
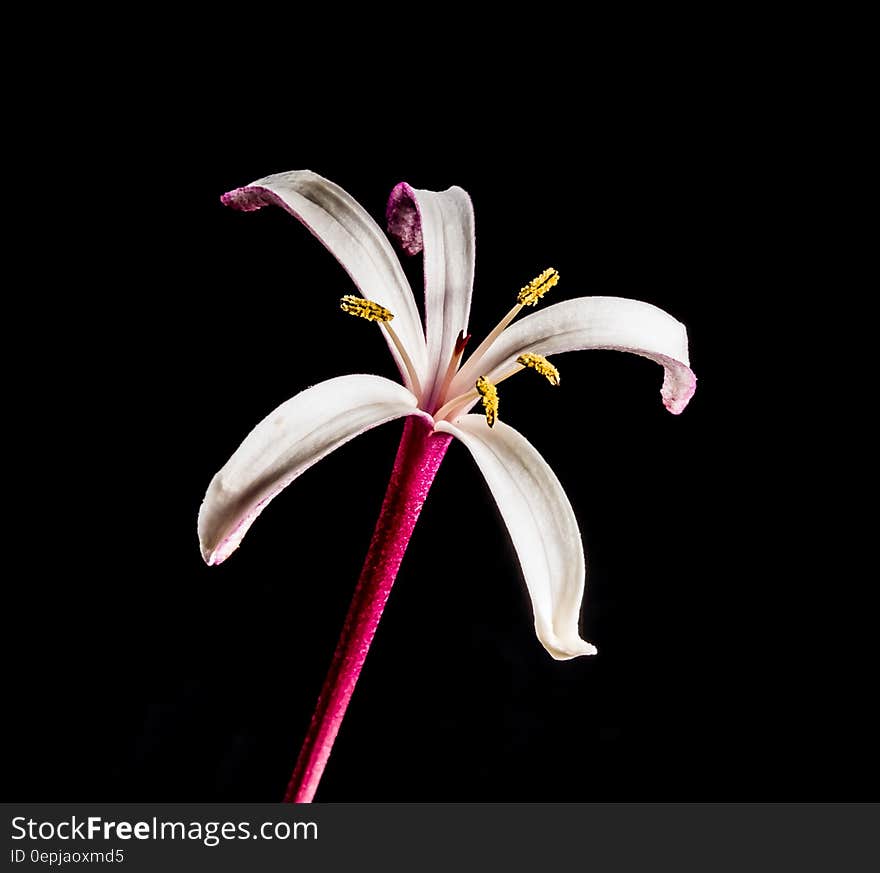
[340,295,394,322]
[476,376,499,428]
[517,353,560,386]
[517,268,559,307]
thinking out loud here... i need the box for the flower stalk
[284,416,452,802]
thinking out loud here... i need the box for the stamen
[475,376,499,428]
[456,268,560,391]
[516,353,560,386]
[517,268,559,307]
[434,355,559,423]
[340,294,421,397]
[455,303,521,388]
[340,295,394,322]
[433,388,477,423]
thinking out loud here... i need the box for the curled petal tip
[202,546,233,567]
[545,636,598,660]
[557,644,597,660]
[220,186,268,212]
[386,182,423,255]
[662,369,697,415]
[199,541,214,565]
[200,527,246,566]
[198,488,260,567]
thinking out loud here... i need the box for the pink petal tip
[220,186,271,212]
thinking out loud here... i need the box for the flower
[198,170,696,661]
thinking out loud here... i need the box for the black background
[5,29,871,802]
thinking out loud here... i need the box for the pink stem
[284,415,453,802]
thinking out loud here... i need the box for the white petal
[386,183,475,405]
[222,170,427,391]
[199,375,427,566]
[435,415,597,660]
[451,297,696,414]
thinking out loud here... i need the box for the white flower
[198,171,696,660]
